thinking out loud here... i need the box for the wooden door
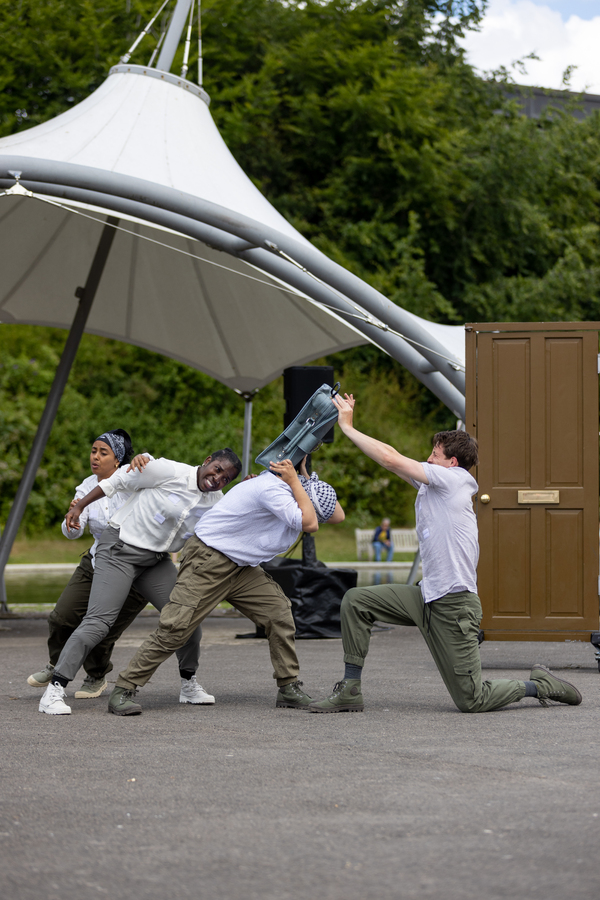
[465,323,599,641]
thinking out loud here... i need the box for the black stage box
[262,557,357,638]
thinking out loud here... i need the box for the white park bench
[354,528,419,562]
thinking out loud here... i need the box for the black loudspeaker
[283,366,335,444]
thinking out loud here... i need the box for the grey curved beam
[0,176,466,416]
[0,156,466,393]
[238,249,466,418]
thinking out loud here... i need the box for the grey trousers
[341,584,526,713]
[54,527,201,683]
[47,551,147,679]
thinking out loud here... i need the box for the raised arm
[297,455,345,524]
[269,459,319,533]
[333,393,428,485]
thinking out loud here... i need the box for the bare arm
[64,486,105,532]
[269,459,319,533]
[327,501,345,524]
[333,393,428,485]
[297,455,345,524]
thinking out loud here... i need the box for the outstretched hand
[65,505,83,532]
[333,392,355,431]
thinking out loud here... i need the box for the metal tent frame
[0,0,465,610]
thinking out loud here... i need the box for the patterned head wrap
[95,431,126,463]
[298,473,337,523]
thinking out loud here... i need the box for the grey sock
[344,663,363,680]
[524,680,538,697]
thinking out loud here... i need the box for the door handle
[480,494,490,504]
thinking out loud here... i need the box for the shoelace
[183,681,207,692]
[538,688,566,707]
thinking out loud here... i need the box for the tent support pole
[240,392,256,479]
[0,217,119,614]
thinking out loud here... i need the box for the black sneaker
[530,664,582,706]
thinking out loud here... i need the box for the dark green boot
[108,686,142,716]
[530,665,582,706]
[308,679,364,713]
[276,680,313,709]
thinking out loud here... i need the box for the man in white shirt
[309,393,582,714]
[107,458,345,715]
[39,450,242,715]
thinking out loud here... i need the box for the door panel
[546,509,582,617]
[493,509,530,616]
[466,325,599,640]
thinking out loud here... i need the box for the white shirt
[410,463,479,603]
[195,472,303,566]
[100,457,223,553]
[61,473,131,567]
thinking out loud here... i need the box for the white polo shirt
[99,457,223,553]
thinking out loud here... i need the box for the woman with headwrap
[27,429,211,706]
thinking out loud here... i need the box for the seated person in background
[107,457,345,716]
[372,517,393,562]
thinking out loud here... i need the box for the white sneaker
[179,676,215,705]
[39,682,71,715]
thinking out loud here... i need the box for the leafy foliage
[1,0,599,534]
[0,326,448,532]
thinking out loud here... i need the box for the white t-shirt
[195,472,303,567]
[410,463,479,603]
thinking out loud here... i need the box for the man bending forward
[108,458,344,715]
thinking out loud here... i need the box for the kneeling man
[309,393,582,714]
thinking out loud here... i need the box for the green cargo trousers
[116,536,300,691]
[48,551,148,680]
[341,584,526,713]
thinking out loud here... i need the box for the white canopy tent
[0,0,467,607]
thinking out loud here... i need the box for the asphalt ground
[1,612,598,900]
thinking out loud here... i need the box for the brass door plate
[517,490,560,504]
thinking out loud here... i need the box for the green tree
[3,0,599,534]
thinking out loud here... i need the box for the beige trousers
[116,536,300,690]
